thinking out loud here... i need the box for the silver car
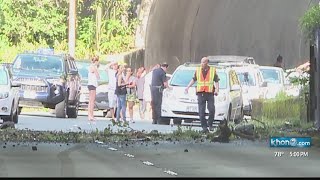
[0,64,20,124]
[161,63,243,125]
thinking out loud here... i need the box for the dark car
[76,61,109,116]
[11,52,81,118]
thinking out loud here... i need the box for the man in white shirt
[105,61,118,119]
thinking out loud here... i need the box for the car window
[12,54,63,74]
[237,71,256,86]
[260,68,281,84]
[0,69,8,85]
[170,69,227,89]
[230,70,240,86]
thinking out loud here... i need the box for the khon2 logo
[269,137,311,148]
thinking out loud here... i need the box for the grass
[21,107,51,113]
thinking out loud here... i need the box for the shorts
[87,85,96,91]
[108,92,117,108]
[127,93,137,102]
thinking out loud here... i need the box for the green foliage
[300,4,320,43]
[0,0,139,62]
[251,92,305,121]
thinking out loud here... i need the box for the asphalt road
[0,141,319,177]
[1,111,319,177]
[12,110,203,133]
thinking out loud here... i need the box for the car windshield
[12,54,63,74]
[77,62,108,83]
[260,68,281,84]
[236,71,256,86]
[170,69,227,89]
[0,69,8,85]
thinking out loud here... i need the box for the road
[0,111,319,177]
[13,110,203,133]
[0,141,319,177]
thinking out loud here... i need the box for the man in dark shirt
[274,55,284,69]
[185,57,220,133]
[151,63,169,124]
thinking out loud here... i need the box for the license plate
[186,106,198,112]
[24,91,36,99]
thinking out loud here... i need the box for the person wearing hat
[150,62,170,124]
[105,60,119,120]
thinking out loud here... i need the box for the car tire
[55,99,67,118]
[159,117,170,125]
[226,104,232,122]
[13,108,18,124]
[234,106,244,124]
[67,101,79,118]
[18,107,22,115]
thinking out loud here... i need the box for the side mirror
[231,84,241,91]
[11,82,21,88]
[261,81,268,87]
[68,69,78,75]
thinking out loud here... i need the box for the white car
[233,65,267,115]
[0,64,20,124]
[161,63,244,125]
[259,66,289,99]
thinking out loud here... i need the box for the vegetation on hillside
[0,0,139,63]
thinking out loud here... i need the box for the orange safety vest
[196,66,215,93]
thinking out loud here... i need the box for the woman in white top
[87,56,100,121]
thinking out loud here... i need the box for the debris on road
[31,146,37,151]
[184,149,188,152]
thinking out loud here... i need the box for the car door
[229,70,242,119]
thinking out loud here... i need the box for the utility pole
[68,0,76,57]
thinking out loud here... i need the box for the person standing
[87,56,100,121]
[115,65,128,122]
[126,67,137,123]
[105,61,118,119]
[136,67,146,120]
[150,63,169,124]
[143,64,160,120]
[185,57,219,133]
[274,55,284,69]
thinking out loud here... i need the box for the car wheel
[226,104,232,122]
[234,106,244,124]
[18,107,22,115]
[159,117,170,125]
[55,99,67,118]
[67,101,79,118]
[173,118,182,125]
[13,108,18,124]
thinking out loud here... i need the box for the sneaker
[209,126,214,131]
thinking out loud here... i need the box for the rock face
[145,0,315,73]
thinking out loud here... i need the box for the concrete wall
[145,0,317,73]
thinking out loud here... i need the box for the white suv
[0,64,20,124]
[161,63,244,125]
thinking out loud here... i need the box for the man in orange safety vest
[185,56,220,133]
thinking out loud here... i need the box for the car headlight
[217,94,227,102]
[0,92,9,99]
